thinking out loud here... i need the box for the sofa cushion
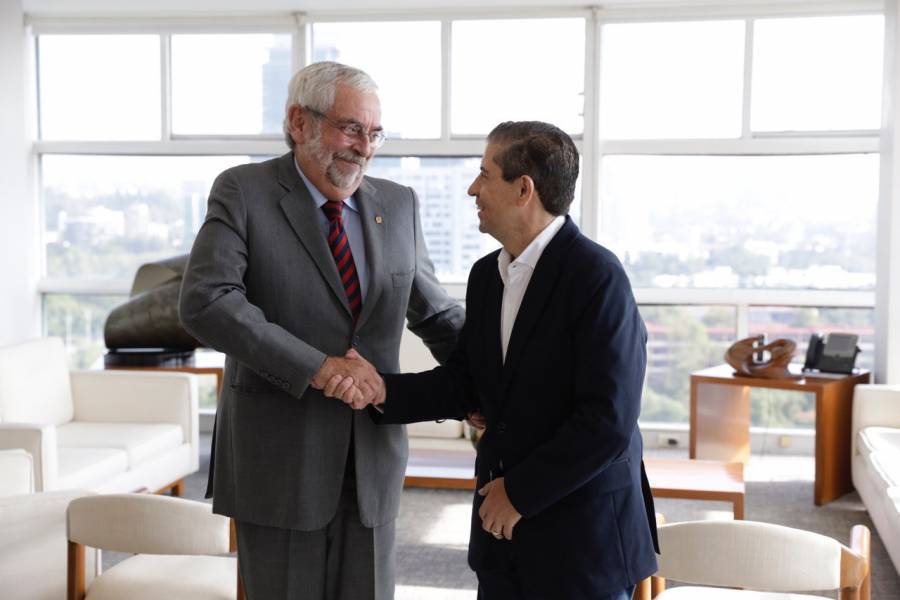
[868,451,900,488]
[84,554,236,600]
[0,338,73,426]
[858,426,900,456]
[408,420,464,439]
[57,448,129,490]
[57,422,183,468]
[656,587,830,599]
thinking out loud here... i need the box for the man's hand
[316,349,385,409]
[478,477,522,541]
[466,410,486,431]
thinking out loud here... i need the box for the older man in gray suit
[179,62,464,600]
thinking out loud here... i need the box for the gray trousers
[235,484,396,600]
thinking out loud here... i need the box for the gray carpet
[107,435,900,599]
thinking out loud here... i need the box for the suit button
[496,422,506,434]
[352,336,361,347]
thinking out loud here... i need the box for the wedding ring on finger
[492,530,503,539]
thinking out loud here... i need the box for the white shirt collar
[294,157,359,213]
[497,215,566,284]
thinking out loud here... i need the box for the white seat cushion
[657,587,831,599]
[868,450,900,488]
[858,426,900,456]
[57,422,183,468]
[57,447,128,490]
[85,554,236,600]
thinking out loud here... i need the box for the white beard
[306,130,368,190]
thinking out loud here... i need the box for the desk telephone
[802,333,860,375]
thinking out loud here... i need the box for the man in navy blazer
[326,121,658,600]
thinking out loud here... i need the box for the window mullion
[161,34,172,141]
[293,13,308,73]
[441,18,452,142]
[741,19,754,139]
[580,8,601,240]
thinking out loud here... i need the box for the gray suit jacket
[179,152,464,531]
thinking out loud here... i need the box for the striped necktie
[322,200,362,321]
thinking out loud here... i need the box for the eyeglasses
[305,107,386,149]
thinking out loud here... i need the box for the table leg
[815,386,854,505]
[691,381,751,464]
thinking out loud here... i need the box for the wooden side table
[689,363,870,505]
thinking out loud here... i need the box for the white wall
[0,0,40,346]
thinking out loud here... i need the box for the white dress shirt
[497,215,566,362]
[295,158,368,300]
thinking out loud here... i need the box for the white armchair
[644,520,870,600]
[0,449,97,600]
[0,338,198,494]
[851,383,900,576]
[67,494,241,600]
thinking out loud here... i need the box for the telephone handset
[803,333,860,375]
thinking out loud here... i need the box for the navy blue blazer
[381,217,658,597]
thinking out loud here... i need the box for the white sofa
[399,329,468,443]
[851,383,900,576]
[0,338,199,494]
[0,449,97,600]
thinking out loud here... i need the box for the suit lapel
[499,218,579,395]
[354,179,386,330]
[481,259,505,379]
[276,153,352,320]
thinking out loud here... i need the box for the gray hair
[283,61,379,149]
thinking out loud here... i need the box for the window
[171,34,291,136]
[601,154,878,289]
[312,22,442,139]
[42,155,257,280]
[451,18,585,135]
[34,8,882,430]
[751,15,884,132]
[597,13,882,424]
[599,21,745,139]
[640,305,736,423]
[38,35,161,140]
[368,156,499,281]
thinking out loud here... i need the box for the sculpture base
[104,348,196,367]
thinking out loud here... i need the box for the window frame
[29,1,884,372]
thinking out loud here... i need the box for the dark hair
[486,121,579,216]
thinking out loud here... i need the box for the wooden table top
[644,457,744,495]
[691,363,870,392]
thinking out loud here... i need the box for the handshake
[311,349,385,410]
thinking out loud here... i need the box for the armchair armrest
[851,384,900,456]
[70,370,198,453]
[0,423,58,491]
[0,449,35,496]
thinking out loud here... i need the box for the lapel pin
[375,215,383,224]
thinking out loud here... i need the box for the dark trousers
[234,483,395,600]
[477,569,635,600]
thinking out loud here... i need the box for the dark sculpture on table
[725,335,800,380]
[104,255,200,366]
